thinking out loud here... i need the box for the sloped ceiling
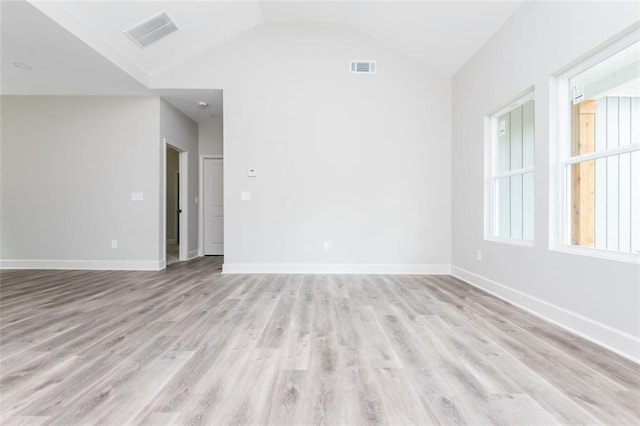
[1,0,523,122]
[0,0,150,95]
[50,1,264,80]
[25,0,523,82]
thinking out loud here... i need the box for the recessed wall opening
[196,91,224,262]
[157,89,223,269]
[165,144,181,265]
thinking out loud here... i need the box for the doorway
[166,145,180,265]
[202,157,224,255]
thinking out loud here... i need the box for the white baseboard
[223,263,451,275]
[0,259,164,271]
[187,250,199,260]
[451,265,640,364]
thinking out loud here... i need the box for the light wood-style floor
[166,244,180,266]
[1,256,639,425]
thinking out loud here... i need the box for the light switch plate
[131,192,144,201]
[248,168,257,177]
[241,191,251,201]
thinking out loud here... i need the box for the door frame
[199,155,224,256]
[163,139,189,264]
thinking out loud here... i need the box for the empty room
[1,0,639,424]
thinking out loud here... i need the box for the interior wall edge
[451,265,640,364]
[222,263,451,275]
[0,259,164,271]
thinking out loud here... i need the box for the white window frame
[555,29,640,263]
[485,89,535,246]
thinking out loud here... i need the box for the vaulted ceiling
[1,0,523,121]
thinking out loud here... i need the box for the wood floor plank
[1,354,80,419]
[256,295,295,349]
[368,365,433,424]
[421,395,467,425]
[484,393,561,425]
[88,350,195,425]
[378,314,456,397]
[352,305,402,369]
[526,324,640,390]
[4,415,50,426]
[415,315,523,395]
[1,259,638,425]
[281,275,314,371]
[452,318,604,424]
[262,369,306,424]
[132,274,281,422]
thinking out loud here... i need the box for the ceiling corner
[27,0,151,87]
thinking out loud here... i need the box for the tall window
[561,39,640,257]
[489,93,535,242]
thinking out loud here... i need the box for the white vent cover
[350,60,376,74]
[124,11,178,49]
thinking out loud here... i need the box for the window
[488,92,535,243]
[560,38,640,258]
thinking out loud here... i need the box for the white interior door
[204,158,224,255]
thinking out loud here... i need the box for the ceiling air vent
[124,11,178,49]
[350,60,376,74]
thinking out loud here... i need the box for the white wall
[0,96,162,269]
[159,99,199,259]
[153,24,451,272]
[199,116,224,156]
[452,2,640,360]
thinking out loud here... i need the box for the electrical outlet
[476,249,482,261]
[323,241,330,251]
[112,240,118,249]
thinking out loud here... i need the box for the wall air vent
[350,60,376,74]
[124,11,178,49]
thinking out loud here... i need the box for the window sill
[551,245,640,264]
[485,237,535,247]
